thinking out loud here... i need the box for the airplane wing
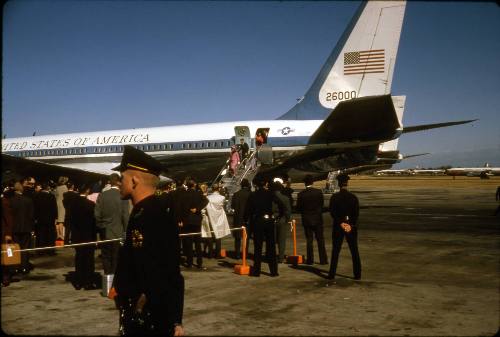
[2,153,107,184]
[308,95,401,144]
[401,153,430,159]
[402,119,477,133]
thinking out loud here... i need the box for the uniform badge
[131,229,144,248]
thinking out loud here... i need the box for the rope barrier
[1,238,122,253]
[179,226,244,238]
[1,227,246,254]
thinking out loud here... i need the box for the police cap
[112,145,163,176]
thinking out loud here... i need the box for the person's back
[329,189,359,227]
[297,187,324,226]
[34,190,57,226]
[169,187,187,226]
[328,174,361,280]
[231,187,251,226]
[95,188,129,239]
[10,192,34,234]
[247,188,275,219]
[182,188,208,230]
[70,195,96,243]
[206,191,230,239]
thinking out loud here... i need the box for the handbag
[1,243,21,266]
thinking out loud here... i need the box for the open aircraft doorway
[255,128,272,165]
[234,126,252,149]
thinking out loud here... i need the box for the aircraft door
[255,127,273,165]
[234,126,251,149]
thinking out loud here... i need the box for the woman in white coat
[205,184,231,258]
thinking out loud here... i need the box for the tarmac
[2,176,499,336]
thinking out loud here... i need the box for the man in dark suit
[113,145,184,336]
[33,182,58,255]
[296,175,328,265]
[95,173,130,275]
[231,178,251,259]
[10,181,35,274]
[181,179,208,269]
[238,138,249,159]
[62,182,79,244]
[328,174,361,280]
[69,184,97,290]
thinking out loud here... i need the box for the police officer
[245,176,283,277]
[113,146,185,336]
[328,174,361,280]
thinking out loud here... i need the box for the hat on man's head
[336,173,350,185]
[112,145,163,176]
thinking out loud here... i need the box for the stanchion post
[234,227,250,275]
[286,219,303,265]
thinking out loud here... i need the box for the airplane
[2,1,475,187]
[445,163,500,177]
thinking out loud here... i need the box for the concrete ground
[2,176,499,336]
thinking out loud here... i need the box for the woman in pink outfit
[229,145,240,176]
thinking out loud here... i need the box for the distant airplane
[375,168,445,176]
[446,163,500,177]
[2,1,475,185]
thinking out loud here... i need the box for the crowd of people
[2,144,363,336]
[1,168,362,282]
[1,174,132,289]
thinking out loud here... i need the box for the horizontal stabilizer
[402,119,477,134]
[309,95,400,144]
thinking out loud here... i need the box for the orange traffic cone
[55,238,64,247]
[108,287,117,300]
[219,248,227,258]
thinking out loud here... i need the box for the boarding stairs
[211,150,260,213]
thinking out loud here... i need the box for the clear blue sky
[3,1,499,159]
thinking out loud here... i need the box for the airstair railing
[237,150,259,184]
[211,158,230,187]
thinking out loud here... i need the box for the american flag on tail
[344,49,385,75]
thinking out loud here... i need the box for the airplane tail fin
[278,1,406,120]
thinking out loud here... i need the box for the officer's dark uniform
[328,174,361,280]
[112,146,184,335]
[245,180,283,276]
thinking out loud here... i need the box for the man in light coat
[95,173,130,275]
[206,184,231,258]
